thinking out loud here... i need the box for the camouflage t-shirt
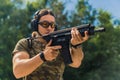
[12,38,65,80]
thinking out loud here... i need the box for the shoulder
[18,38,28,43]
[16,38,30,46]
[14,38,30,51]
[12,38,29,56]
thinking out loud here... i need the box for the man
[12,8,89,80]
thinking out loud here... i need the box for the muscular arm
[12,40,61,79]
[12,51,43,78]
[69,47,84,68]
[69,28,89,68]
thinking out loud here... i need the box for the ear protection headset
[31,10,57,32]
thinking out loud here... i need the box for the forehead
[40,14,55,22]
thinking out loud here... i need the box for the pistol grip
[60,41,73,64]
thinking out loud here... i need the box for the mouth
[45,31,50,34]
[44,30,54,34]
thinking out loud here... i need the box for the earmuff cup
[31,19,38,31]
[31,10,40,31]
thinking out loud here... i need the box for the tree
[0,0,120,80]
[0,0,16,79]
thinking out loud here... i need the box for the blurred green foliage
[0,0,120,80]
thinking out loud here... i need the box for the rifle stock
[41,24,105,64]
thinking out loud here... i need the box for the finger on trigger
[46,39,52,47]
[52,45,62,50]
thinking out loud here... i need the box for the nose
[47,25,53,30]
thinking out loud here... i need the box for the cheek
[38,26,45,34]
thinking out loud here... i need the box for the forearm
[13,53,43,78]
[69,47,84,68]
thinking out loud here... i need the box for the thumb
[46,40,52,47]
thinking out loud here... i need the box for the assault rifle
[38,24,105,64]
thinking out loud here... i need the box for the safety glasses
[38,21,56,28]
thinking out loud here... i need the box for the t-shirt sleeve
[12,38,28,56]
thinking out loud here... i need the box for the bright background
[62,0,120,20]
[88,0,120,19]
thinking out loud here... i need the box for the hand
[71,27,89,45]
[43,40,62,61]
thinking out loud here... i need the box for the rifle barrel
[94,27,105,33]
